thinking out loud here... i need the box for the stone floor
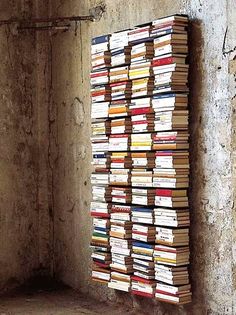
[0,287,140,315]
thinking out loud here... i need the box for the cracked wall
[0,0,52,292]
[49,0,236,314]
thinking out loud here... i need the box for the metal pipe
[0,15,94,26]
[18,25,71,31]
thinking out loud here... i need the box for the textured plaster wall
[49,0,236,314]
[0,1,51,292]
[1,0,235,314]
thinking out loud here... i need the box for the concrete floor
[0,287,141,315]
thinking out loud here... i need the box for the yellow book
[130,69,150,75]
[132,142,152,146]
[132,78,149,85]
[111,152,129,157]
[154,257,176,264]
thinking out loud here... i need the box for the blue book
[132,207,153,213]
[153,93,177,99]
[111,49,125,56]
[94,227,108,232]
[92,34,110,45]
[151,29,174,38]
[133,241,154,249]
[93,154,107,158]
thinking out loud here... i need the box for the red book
[155,289,179,297]
[129,26,150,35]
[110,134,129,138]
[91,91,106,97]
[132,120,149,125]
[93,261,110,269]
[131,276,155,284]
[153,135,177,141]
[155,151,174,156]
[131,290,154,298]
[131,108,152,115]
[111,205,131,213]
[112,195,126,199]
[111,100,129,105]
[110,81,130,87]
[111,159,125,163]
[90,212,110,218]
[154,246,177,253]
[152,56,175,67]
[90,71,108,78]
[153,21,177,30]
[155,189,173,197]
[132,231,148,236]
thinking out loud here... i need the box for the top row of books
[91,15,188,56]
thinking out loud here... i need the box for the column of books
[90,14,192,305]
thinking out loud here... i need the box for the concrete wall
[49,0,236,314]
[0,0,236,314]
[0,1,52,292]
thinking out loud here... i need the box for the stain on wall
[49,0,236,314]
[0,0,52,292]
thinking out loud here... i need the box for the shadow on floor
[0,277,140,315]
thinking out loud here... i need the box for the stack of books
[152,93,188,112]
[91,101,109,120]
[128,23,152,43]
[132,224,156,242]
[109,134,130,151]
[129,97,153,115]
[91,152,110,170]
[110,168,131,186]
[92,120,111,136]
[155,150,189,169]
[152,131,189,150]
[132,77,154,98]
[90,14,191,304]
[131,113,155,133]
[151,15,188,38]
[90,35,112,285]
[155,227,189,246]
[91,208,111,284]
[108,271,131,292]
[132,207,154,225]
[109,30,131,67]
[154,245,190,266]
[131,133,152,151]
[155,282,191,304]
[131,42,154,64]
[91,34,110,65]
[109,100,130,118]
[110,117,132,134]
[110,152,132,168]
[132,241,155,278]
[154,208,190,227]
[155,188,188,208]
[131,152,155,169]
[111,187,132,204]
[109,225,133,291]
[131,276,156,298]
[132,188,155,206]
[155,264,189,285]
[129,60,153,80]
[152,168,189,188]
[92,185,111,203]
[131,169,153,187]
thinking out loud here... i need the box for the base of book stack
[90,14,192,305]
